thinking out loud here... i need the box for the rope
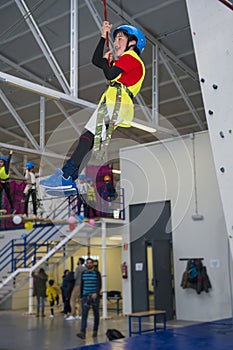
[103,0,109,51]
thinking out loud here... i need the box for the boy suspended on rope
[40,21,146,195]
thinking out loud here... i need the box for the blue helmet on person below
[78,174,86,180]
[0,156,8,162]
[86,177,92,182]
[25,161,35,170]
[113,24,146,54]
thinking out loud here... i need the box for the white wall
[120,131,232,321]
[186,0,233,266]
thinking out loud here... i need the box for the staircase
[0,186,126,308]
[0,194,89,306]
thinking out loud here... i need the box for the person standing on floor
[77,258,102,340]
[46,279,57,318]
[62,269,75,318]
[32,268,48,317]
[0,150,15,214]
[66,257,86,321]
[60,269,69,313]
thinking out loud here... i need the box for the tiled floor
[1,308,232,350]
[0,308,197,350]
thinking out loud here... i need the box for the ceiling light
[131,121,157,133]
[109,236,122,241]
[112,169,121,174]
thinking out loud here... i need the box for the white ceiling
[0,0,207,177]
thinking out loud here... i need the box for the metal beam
[0,142,67,160]
[159,51,204,130]
[84,0,104,33]
[70,0,78,97]
[54,101,81,136]
[0,55,85,135]
[0,126,26,142]
[0,89,40,149]
[0,71,96,109]
[14,0,70,94]
[40,97,45,151]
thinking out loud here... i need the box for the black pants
[24,189,37,215]
[64,298,71,315]
[0,181,14,210]
[49,300,55,315]
[62,129,94,181]
[87,202,97,218]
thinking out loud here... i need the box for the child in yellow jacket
[46,279,58,318]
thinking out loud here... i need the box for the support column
[70,0,78,97]
[28,271,34,314]
[40,97,45,151]
[101,220,107,318]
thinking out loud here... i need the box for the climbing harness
[93,82,133,159]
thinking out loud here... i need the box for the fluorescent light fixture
[131,121,157,133]
[112,169,121,174]
[109,236,122,241]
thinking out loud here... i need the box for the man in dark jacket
[77,258,101,339]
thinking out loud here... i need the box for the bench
[128,310,166,336]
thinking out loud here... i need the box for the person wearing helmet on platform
[40,21,146,194]
[76,174,88,218]
[86,177,97,219]
[0,150,15,214]
[23,161,39,217]
[103,175,117,201]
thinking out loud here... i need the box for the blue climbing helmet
[86,177,92,182]
[0,156,8,162]
[113,24,146,54]
[25,161,35,170]
[78,174,86,180]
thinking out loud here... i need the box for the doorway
[146,244,154,309]
[130,200,175,320]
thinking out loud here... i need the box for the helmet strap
[126,43,136,51]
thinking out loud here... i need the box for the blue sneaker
[46,187,78,197]
[40,169,73,189]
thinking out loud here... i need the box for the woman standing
[32,268,48,317]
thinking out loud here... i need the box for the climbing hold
[220,167,225,173]
[229,130,232,134]
[208,110,214,115]
[219,131,224,138]
[212,84,218,90]
[200,78,205,83]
